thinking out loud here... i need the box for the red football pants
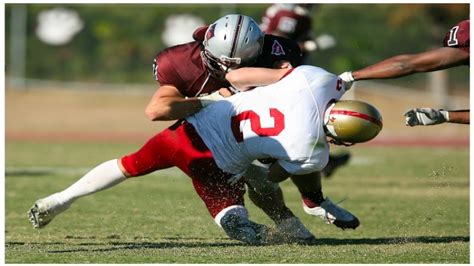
[121,121,246,218]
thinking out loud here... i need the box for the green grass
[5,141,470,263]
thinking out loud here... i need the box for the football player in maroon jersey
[339,19,469,125]
[150,15,318,240]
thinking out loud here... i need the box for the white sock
[214,205,248,227]
[55,159,126,205]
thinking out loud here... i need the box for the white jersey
[187,65,346,176]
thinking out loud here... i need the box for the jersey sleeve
[153,50,185,89]
[443,20,470,54]
[192,25,208,42]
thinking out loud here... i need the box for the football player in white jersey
[28,65,382,245]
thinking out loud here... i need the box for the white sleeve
[278,160,321,175]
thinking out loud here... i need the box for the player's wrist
[439,110,450,122]
[339,71,354,82]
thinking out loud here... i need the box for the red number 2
[231,108,285,142]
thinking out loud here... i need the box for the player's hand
[338,71,354,91]
[403,108,449,126]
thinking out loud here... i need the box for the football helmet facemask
[324,100,383,146]
[202,14,264,79]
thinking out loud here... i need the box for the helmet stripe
[330,110,383,128]
[230,15,244,58]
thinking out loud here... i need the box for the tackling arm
[145,85,231,121]
[225,67,291,91]
[145,85,203,121]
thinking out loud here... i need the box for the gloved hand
[403,108,449,126]
[338,71,354,91]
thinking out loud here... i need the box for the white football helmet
[324,100,383,145]
[202,14,264,78]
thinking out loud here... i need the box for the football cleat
[220,213,270,245]
[27,193,70,229]
[275,217,316,244]
[321,152,351,178]
[303,197,360,230]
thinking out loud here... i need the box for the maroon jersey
[260,4,313,42]
[153,26,302,97]
[153,40,228,97]
[443,20,469,54]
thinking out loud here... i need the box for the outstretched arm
[448,110,470,124]
[404,108,469,126]
[355,47,468,80]
[341,47,469,82]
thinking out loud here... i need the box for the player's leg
[245,163,293,221]
[244,163,316,243]
[321,152,351,178]
[28,123,180,229]
[28,159,128,228]
[290,172,360,230]
[191,173,271,245]
[169,122,271,244]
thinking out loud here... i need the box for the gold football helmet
[324,100,383,145]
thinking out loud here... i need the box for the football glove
[338,71,354,91]
[403,108,449,127]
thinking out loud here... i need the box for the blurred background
[5,3,469,145]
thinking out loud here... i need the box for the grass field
[5,140,469,263]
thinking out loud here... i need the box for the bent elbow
[144,108,158,121]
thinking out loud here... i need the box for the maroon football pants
[120,121,246,218]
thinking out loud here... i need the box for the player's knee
[118,157,134,178]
